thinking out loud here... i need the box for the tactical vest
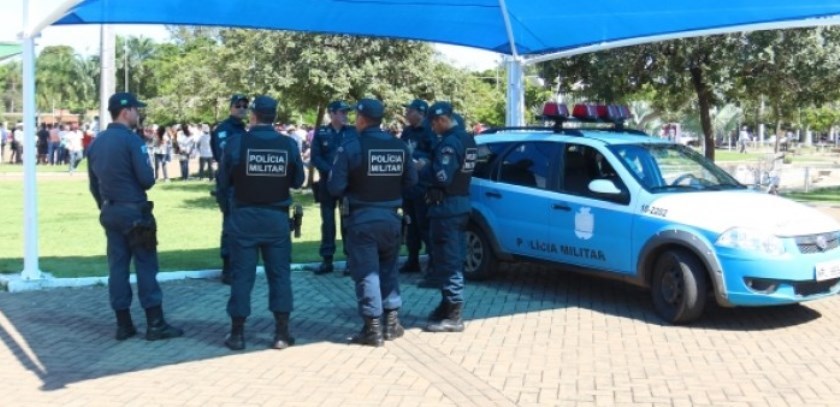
[349,133,407,203]
[445,130,477,197]
[232,130,292,205]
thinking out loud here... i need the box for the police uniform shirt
[420,126,477,218]
[327,125,418,226]
[217,125,305,212]
[399,121,436,161]
[88,123,156,208]
[211,115,247,163]
[311,124,358,175]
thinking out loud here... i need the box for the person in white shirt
[66,124,84,173]
[11,124,24,164]
[176,123,197,181]
[197,124,214,180]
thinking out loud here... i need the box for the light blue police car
[465,103,840,324]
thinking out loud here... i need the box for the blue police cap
[328,100,352,112]
[229,94,248,106]
[251,95,278,114]
[402,99,428,114]
[427,102,454,120]
[355,98,385,120]
[107,92,146,112]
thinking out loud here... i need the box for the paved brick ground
[1,207,839,406]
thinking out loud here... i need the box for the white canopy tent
[15,0,840,281]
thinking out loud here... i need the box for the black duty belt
[102,200,152,209]
[351,205,399,213]
[234,203,289,213]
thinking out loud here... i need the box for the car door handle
[485,191,502,199]
[552,203,571,211]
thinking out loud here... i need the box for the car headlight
[716,227,787,256]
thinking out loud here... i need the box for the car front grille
[793,278,840,296]
[795,233,840,254]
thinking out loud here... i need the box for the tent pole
[21,0,42,281]
[25,0,84,38]
[497,0,518,58]
[505,56,525,126]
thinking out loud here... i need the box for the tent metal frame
[14,0,840,281]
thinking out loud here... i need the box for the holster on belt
[127,202,157,250]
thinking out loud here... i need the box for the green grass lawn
[0,179,336,278]
[784,186,840,203]
[0,161,89,172]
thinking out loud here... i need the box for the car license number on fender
[815,259,840,281]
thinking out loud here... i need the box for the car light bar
[540,102,631,132]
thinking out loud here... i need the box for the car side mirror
[588,179,622,195]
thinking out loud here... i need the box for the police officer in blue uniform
[211,94,249,285]
[328,99,417,346]
[311,100,357,275]
[88,92,184,341]
[417,102,477,333]
[399,99,436,274]
[217,95,305,351]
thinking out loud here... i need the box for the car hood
[645,191,839,237]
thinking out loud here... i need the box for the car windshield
[608,143,744,192]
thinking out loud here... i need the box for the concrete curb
[0,259,354,293]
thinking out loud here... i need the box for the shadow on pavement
[0,254,826,391]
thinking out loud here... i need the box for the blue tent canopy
[50,0,840,57]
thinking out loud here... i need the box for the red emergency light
[572,104,598,120]
[541,102,569,119]
[574,103,631,123]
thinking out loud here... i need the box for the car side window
[561,143,629,204]
[496,142,559,190]
[473,142,511,179]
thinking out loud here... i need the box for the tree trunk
[315,105,326,127]
[689,65,715,161]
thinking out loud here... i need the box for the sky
[1,0,502,71]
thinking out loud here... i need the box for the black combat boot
[224,317,246,350]
[144,306,184,341]
[427,299,447,322]
[221,256,232,285]
[314,256,334,275]
[399,256,421,273]
[425,302,465,333]
[271,312,295,350]
[350,316,384,347]
[115,309,137,341]
[383,309,404,341]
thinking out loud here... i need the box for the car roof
[476,128,672,147]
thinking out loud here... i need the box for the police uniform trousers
[318,180,347,258]
[429,214,468,304]
[346,209,402,318]
[217,180,232,266]
[99,202,163,311]
[403,191,431,259]
[227,206,293,318]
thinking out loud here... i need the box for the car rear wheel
[651,249,708,324]
[464,222,498,281]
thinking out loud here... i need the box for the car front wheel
[464,222,498,281]
[651,249,708,324]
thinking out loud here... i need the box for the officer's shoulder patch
[219,131,227,139]
[140,145,147,155]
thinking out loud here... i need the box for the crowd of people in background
[1,121,95,171]
[131,122,318,183]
